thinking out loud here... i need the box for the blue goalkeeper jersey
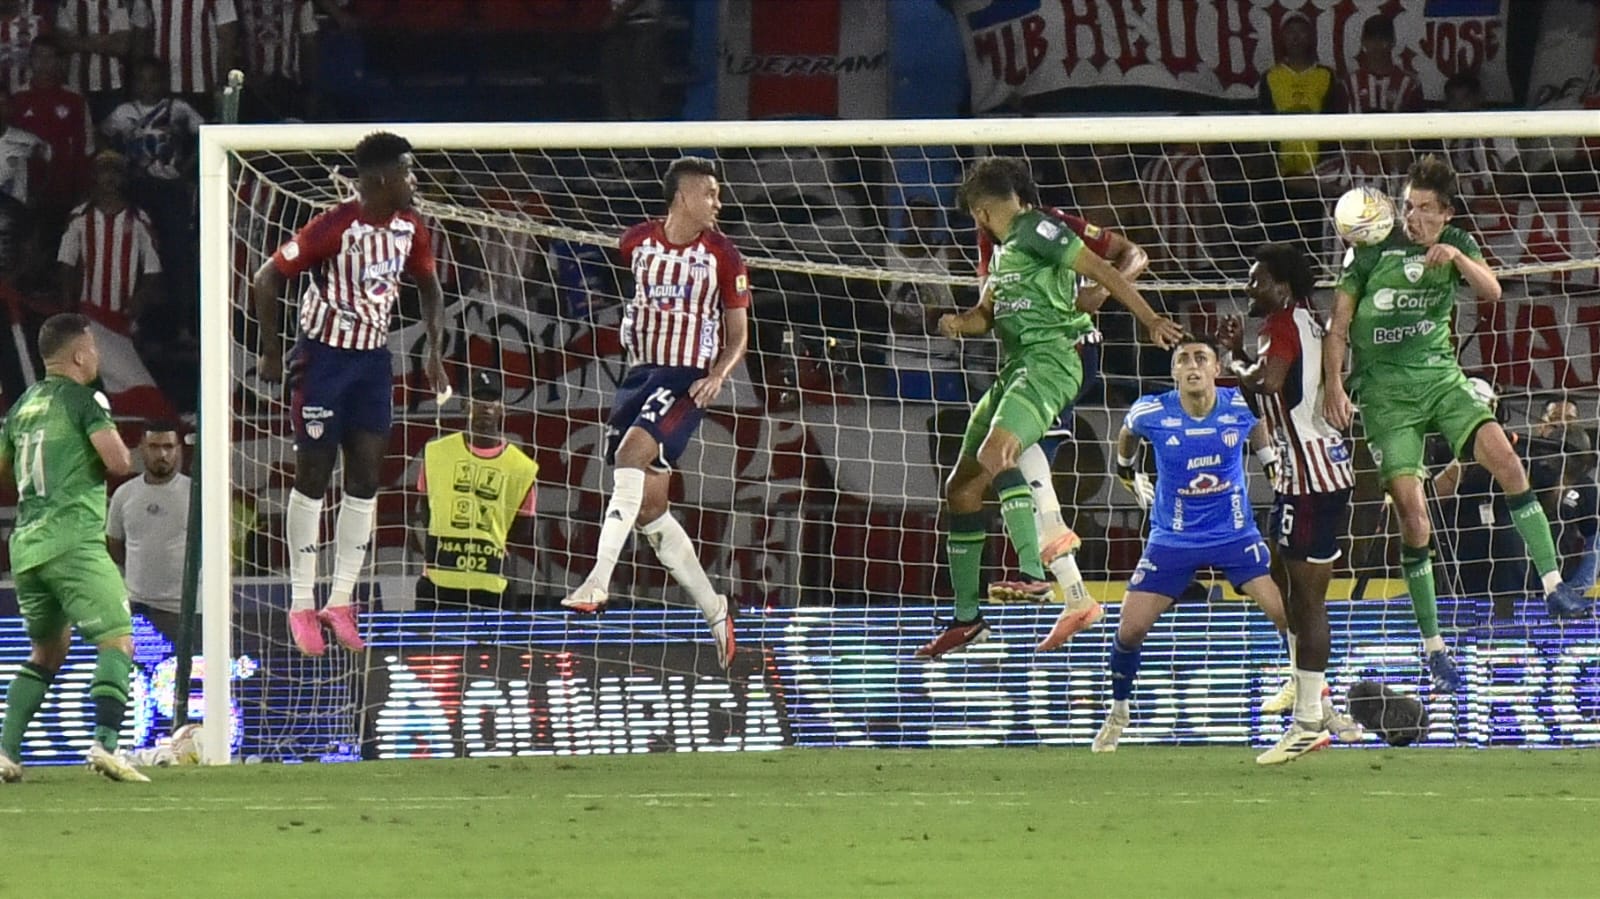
[1125,387,1261,549]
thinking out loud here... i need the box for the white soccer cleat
[1092,708,1128,753]
[561,581,609,614]
[1260,675,1296,715]
[1255,722,1332,766]
[87,743,150,783]
[1321,694,1365,743]
[0,750,21,783]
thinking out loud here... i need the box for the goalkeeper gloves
[1116,454,1154,511]
[1255,445,1280,485]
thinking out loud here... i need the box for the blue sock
[1109,637,1142,702]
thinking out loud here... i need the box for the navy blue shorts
[288,339,393,449]
[1271,489,1351,564]
[604,365,707,471]
[1128,534,1273,601]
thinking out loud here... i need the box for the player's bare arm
[251,260,288,382]
[1425,242,1501,302]
[1071,248,1182,348]
[1220,317,1290,395]
[1322,288,1355,429]
[690,306,749,407]
[0,447,12,487]
[418,269,448,394]
[1076,230,1149,313]
[90,428,133,479]
[1247,420,1280,483]
[1114,426,1153,509]
[410,495,430,555]
[937,286,995,338]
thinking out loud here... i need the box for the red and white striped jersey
[270,200,436,351]
[0,5,48,93]
[1338,65,1424,114]
[240,0,316,80]
[618,219,749,370]
[1252,305,1354,495]
[1138,149,1222,275]
[149,0,237,95]
[56,201,163,335]
[55,0,134,93]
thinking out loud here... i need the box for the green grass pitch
[3,748,1597,898]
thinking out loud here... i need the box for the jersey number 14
[15,429,46,498]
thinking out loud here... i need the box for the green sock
[994,469,1044,579]
[1507,490,1561,580]
[89,648,133,751]
[1,663,53,760]
[948,511,988,622]
[1401,543,1440,639]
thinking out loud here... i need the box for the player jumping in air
[1092,335,1292,756]
[253,131,447,656]
[560,156,748,671]
[1221,244,1364,761]
[1322,155,1591,693]
[0,314,147,782]
[973,159,1152,650]
[917,156,1183,659]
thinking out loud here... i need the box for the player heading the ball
[560,157,747,671]
[253,131,448,656]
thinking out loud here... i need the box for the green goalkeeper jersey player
[1322,154,1591,693]
[916,157,1183,659]
[0,314,148,783]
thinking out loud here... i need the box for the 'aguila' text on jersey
[1338,224,1483,392]
[985,208,1097,358]
[1127,387,1261,549]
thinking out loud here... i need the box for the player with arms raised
[560,157,748,671]
[0,314,146,782]
[917,157,1182,659]
[1092,336,1296,758]
[1323,155,1590,692]
[1221,244,1362,759]
[973,159,1152,649]
[253,132,447,656]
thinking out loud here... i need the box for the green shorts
[961,347,1083,460]
[14,544,132,644]
[1356,371,1495,485]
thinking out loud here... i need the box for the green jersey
[986,208,1096,358]
[0,375,117,572]
[1338,224,1484,392]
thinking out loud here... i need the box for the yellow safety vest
[422,433,539,593]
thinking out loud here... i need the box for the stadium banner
[716,0,890,119]
[953,0,1513,111]
[2,599,1596,763]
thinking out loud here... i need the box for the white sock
[1542,570,1563,594]
[1293,668,1325,726]
[1048,553,1091,608]
[587,468,645,588]
[327,494,376,608]
[1423,634,1446,653]
[1016,443,1068,541]
[285,489,323,612]
[639,513,724,623]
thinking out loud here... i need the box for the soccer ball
[170,723,206,765]
[1333,186,1395,246]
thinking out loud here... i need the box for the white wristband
[1116,452,1136,469]
[1255,446,1280,468]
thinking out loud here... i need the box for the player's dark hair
[38,313,90,361]
[354,131,414,172]
[996,156,1039,206]
[958,156,1024,210]
[1406,154,1458,211]
[143,419,180,438]
[1360,15,1395,42]
[662,156,717,206]
[1174,333,1225,360]
[1253,242,1315,302]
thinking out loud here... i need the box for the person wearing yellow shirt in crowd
[412,371,538,610]
[1259,12,1335,177]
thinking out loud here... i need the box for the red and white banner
[955,0,1512,112]
[717,0,889,119]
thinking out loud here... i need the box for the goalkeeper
[1322,155,1591,694]
[915,157,1182,659]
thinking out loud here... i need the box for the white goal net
[193,113,1600,764]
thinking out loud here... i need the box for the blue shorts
[288,338,393,449]
[1128,534,1273,601]
[1271,489,1351,564]
[604,365,707,471]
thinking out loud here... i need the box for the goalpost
[195,111,1600,765]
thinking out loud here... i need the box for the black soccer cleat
[1347,680,1429,747]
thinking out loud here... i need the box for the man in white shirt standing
[107,419,189,643]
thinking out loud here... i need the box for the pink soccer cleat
[288,608,326,656]
[319,605,366,652]
[1035,600,1104,652]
